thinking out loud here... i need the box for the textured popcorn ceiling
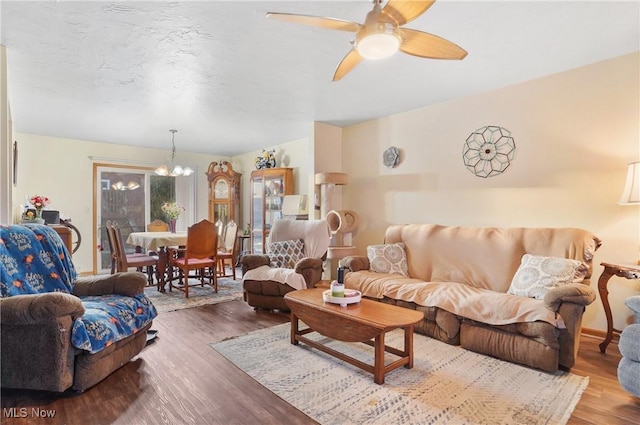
[1,1,638,156]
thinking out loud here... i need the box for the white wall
[12,133,227,273]
[341,52,640,332]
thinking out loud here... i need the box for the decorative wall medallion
[462,126,516,178]
[383,146,400,168]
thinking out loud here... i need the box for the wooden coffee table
[284,288,424,384]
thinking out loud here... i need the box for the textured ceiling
[1,1,639,156]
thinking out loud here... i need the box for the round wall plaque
[383,146,400,168]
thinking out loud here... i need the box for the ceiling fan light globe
[356,23,401,60]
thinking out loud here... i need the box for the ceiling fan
[266,0,468,81]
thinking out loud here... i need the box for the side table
[235,234,250,267]
[597,262,640,353]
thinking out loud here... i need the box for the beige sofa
[342,224,601,372]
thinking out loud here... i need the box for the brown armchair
[1,224,156,393]
[241,219,330,311]
[1,272,153,392]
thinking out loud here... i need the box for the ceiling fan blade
[399,28,467,60]
[381,0,436,26]
[333,49,363,81]
[266,12,361,32]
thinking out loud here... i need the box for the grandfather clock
[206,161,242,228]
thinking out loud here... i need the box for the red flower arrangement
[29,195,51,210]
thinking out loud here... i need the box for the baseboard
[581,327,619,343]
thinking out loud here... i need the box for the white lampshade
[619,162,640,205]
[155,164,169,176]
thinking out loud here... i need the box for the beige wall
[233,136,312,232]
[12,133,227,273]
[341,52,640,332]
[0,45,13,224]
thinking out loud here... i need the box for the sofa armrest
[0,293,85,325]
[240,254,271,274]
[294,258,324,286]
[543,283,596,311]
[72,272,146,297]
[341,255,369,272]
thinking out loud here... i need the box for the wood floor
[1,299,639,425]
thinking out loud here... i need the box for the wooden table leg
[156,247,168,293]
[405,325,415,369]
[374,333,385,385]
[598,266,617,353]
[290,311,299,345]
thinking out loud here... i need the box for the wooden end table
[284,288,424,384]
[597,262,640,353]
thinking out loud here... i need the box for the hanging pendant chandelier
[154,129,194,177]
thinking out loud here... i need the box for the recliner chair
[241,219,330,311]
[0,224,157,392]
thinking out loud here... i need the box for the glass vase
[34,208,45,224]
[169,218,177,233]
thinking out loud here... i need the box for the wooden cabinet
[50,225,73,256]
[206,161,242,228]
[250,167,293,253]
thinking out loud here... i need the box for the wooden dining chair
[147,219,169,232]
[108,221,158,285]
[168,219,218,298]
[217,220,239,280]
[105,221,146,274]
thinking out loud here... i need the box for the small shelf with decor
[250,167,293,253]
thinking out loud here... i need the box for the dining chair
[147,219,169,232]
[108,221,158,285]
[105,221,145,274]
[217,220,239,279]
[168,219,218,298]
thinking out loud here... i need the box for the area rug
[144,276,243,314]
[210,323,588,425]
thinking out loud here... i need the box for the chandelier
[154,129,194,177]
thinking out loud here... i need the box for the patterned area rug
[211,323,588,425]
[144,276,243,314]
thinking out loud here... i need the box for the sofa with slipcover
[618,295,640,397]
[0,224,157,392]
[342,223,601,372]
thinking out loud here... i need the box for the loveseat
[342,223,601,372]
[1,224,157,392]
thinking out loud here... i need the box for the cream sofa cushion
[507,254,587,299]
[346,271,562,327]
[367,242,408,276]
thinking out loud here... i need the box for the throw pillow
[267,239,305,269]
[367,242,409,277]
[507,254,587,299]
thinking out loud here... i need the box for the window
[94,164,195,273]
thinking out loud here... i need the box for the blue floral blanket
[1,224,157,354]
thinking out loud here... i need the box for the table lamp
[619,161,640,264]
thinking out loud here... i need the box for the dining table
[126,231,188,292]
